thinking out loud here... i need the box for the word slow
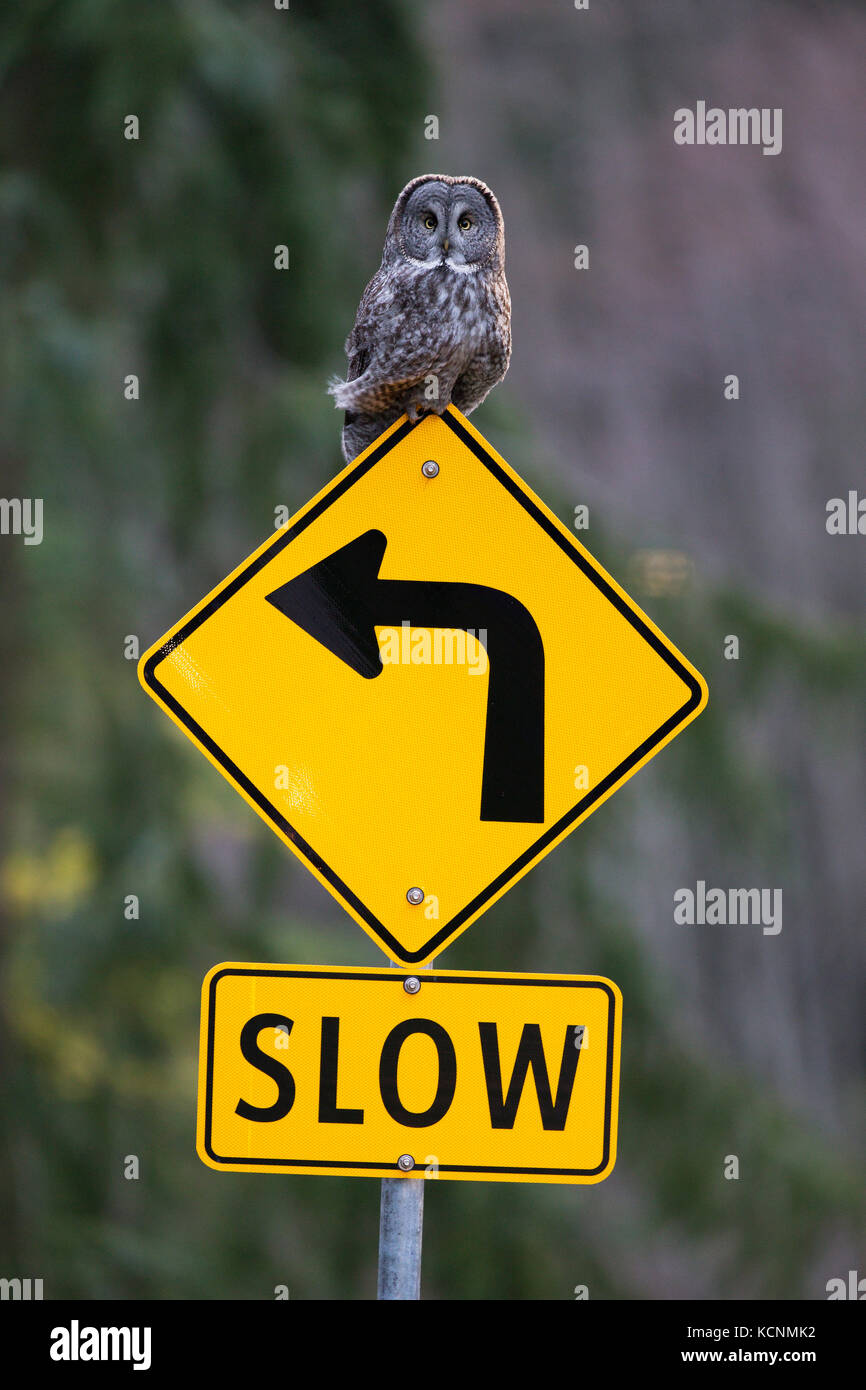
[238,1014,585,1130]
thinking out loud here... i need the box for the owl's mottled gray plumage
[329,174,511,462]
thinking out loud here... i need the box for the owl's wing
[338,274,381,425]
[344,266,388,383]
[344,334,369,386]
[332,265,450,415]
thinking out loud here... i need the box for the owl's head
[386,174,505,272]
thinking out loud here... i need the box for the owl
[328,174,511,462]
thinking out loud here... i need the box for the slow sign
[198,963,622,1185]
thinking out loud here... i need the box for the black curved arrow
[265,530,545,823]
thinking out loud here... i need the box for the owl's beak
[442,237,449,254]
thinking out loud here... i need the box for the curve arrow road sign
[139,406,707,964]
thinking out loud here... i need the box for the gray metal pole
[376,957,431,1300]
[377,1172,425,1300]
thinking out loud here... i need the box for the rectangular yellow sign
[198,963,621,1184]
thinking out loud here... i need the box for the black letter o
[379,1019,456,1127]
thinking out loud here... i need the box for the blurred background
[1,0,864,1299]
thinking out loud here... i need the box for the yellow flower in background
[1,827,97,915]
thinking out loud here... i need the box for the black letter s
[235,1013,295,1122]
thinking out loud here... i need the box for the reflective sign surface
[140,407,707,963]
[198,963,622,1185]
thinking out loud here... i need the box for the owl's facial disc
[399,180,500,268]
[444,186,498,268]
[400,182,452,264]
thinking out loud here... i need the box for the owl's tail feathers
[328,370,422,415]
[329,376,378,414]
[327,375,353,408]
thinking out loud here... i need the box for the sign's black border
[143,410,704,963]
[202,967,619,1178]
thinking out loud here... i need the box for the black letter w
[479,1023,581,1130]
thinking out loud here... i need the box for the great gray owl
[328,174,511,462]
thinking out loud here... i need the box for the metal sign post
[377,957,427,1301]
[377,1171,425,1300]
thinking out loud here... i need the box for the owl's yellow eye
[458,216,472,231]
[423,214,436,230]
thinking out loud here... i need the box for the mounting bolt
[421,460,439,479]
[403,976,421,995]
[397,1154,415,1172]
[406,886,424,905]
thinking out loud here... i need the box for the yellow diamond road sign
[198,963,622,1184]
[140,407,707,964]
